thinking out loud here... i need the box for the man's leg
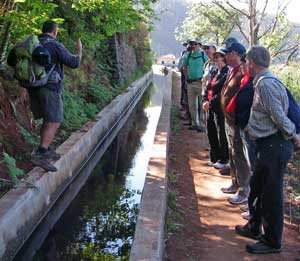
[215,107,229,163]
[232,125,251,197]
[40,122,60,149]
[187,82,196,126]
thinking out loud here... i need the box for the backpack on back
[258,76,300,134]
[13,34,56,88]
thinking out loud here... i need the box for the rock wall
[111,33,138,83]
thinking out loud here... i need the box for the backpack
[13,34,56,88]
[258,76,300,134]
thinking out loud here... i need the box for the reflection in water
[33,80,164,260]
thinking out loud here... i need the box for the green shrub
[2,152,25,187]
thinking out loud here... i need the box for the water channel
[28,69,167,261]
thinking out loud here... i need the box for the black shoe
[31,152,57,172]
[246,240,282,254]
[44,148,61,161]
[235,224,261,240]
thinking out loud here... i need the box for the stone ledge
[130,72,172,261]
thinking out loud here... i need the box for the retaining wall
[130,71,172,261]
[0,71,153,261]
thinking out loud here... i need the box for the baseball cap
[222,37,239,48]
[215,47,226,56]
[203,43,217,49]
[189,37,202,45]
[223,42,246,55]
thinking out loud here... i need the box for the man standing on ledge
[8,20,82,172]
[235,46,294,254]
[183,38,208,132]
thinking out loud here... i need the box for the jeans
[248,133,293,248]
[206,106,228,163]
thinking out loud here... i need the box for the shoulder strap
[255,76,284,88]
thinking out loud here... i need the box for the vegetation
[0,0,156,183]
[176,0,299,61]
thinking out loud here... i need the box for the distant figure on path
[182,38,208,132]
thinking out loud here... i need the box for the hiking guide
[182,38,208,132]
[7,20,82,172]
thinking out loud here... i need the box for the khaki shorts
[28,87,63,123]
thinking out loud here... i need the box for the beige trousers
[187,81,203,127]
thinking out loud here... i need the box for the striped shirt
[246,69,295,139]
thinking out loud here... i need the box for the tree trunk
[0,0,15,65]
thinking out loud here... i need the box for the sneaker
[208,161,217,166]
[235,224,261,240]
[219,165,230,176]
[213,161,228,169]
[241,210,250,220]
[228,192,248,205]
[221,183,238,194]
[246,240,281,254]
[31,152,57,172]
[240,204,249,212]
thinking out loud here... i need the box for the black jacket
[235,77,254,129]
[203,65,229,110]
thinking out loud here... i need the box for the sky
[187,0,300,24]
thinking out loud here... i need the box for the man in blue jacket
[8,20,82,172]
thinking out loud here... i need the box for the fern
[2,152,26,187]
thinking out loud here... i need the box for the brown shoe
[31,152,57,172]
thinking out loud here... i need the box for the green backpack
[13,34,56,88]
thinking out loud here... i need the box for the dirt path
[165,74,300,261]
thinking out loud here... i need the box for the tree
[175,2,239,45]
[211,0,299,60]
[177,0,299,61]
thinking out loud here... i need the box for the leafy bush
[2,152,25,187]
[272,62,300,103]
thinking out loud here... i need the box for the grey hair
[246,45,271,68]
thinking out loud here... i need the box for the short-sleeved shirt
[183,50,208,80]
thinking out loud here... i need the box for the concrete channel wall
[0,71,153,261]
[130,72,172,261]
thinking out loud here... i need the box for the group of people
[178,37,297,254]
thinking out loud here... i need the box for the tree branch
[272,44,299,58]
[224,0,250,18]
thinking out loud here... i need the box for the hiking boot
[44,147,61,161]
[241,210,250,220]
[31,151,57,172]
[246,240,281,254]
[213,161,228,170]
[219,165,230,176]
[221,183,238,194]
[235,224,261,240]
[228,192,248,205]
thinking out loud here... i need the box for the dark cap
[224,42,246,55]
[222,37,238,48]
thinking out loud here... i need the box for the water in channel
[32,71,166,261]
